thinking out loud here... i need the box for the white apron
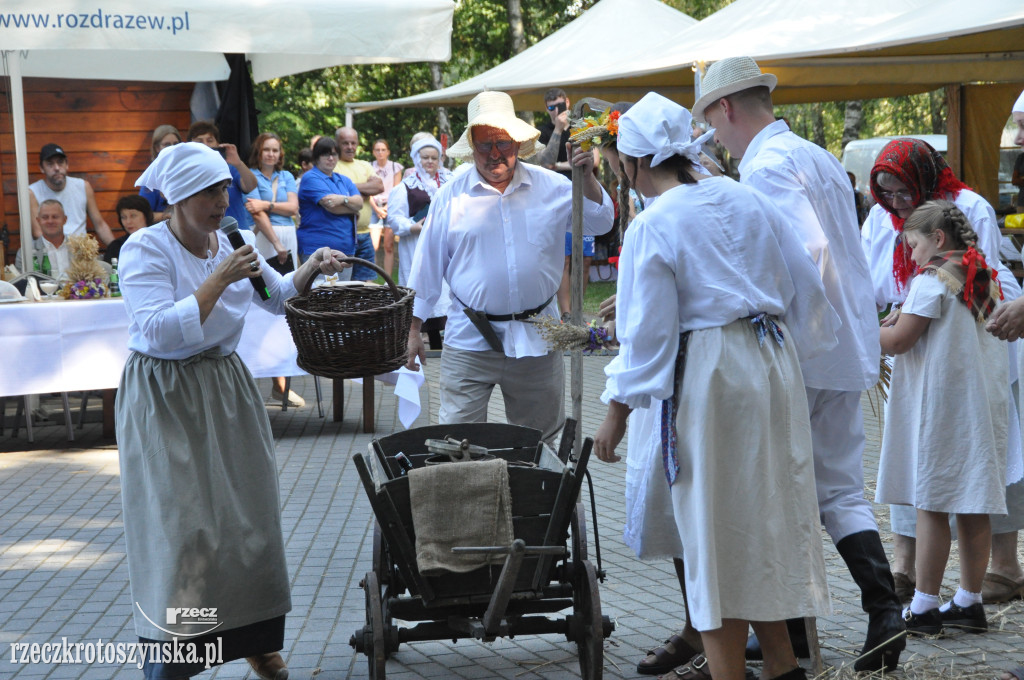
[671,320,830,631]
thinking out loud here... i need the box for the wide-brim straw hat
[692,56,778,124]
[447,91,542,162]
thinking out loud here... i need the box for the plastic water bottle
[109,258,121,297]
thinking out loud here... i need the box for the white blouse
[119,222,298,359]
[603,176,840,410]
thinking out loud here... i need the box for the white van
[841,134,947,194]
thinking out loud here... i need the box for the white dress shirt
[603,177,840,410]
[860,189,1021,309]
[739,119,880,392]
[18,236,71,279]
[118,223,297,359]
[408,161,613,357]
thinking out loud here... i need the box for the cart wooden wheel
[574,559,604,680]
[363,571,387,680]
[372,521,389,587]
[571,501,589,565]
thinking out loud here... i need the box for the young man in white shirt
[694,56,904,673]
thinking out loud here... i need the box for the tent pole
[3,51,33,276]
[344,105,353,129]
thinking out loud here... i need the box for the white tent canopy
[587,0,1024,103]
[1,0,454,83]
[349,0,1023,109]
[348,0,697,113]
[1,0,455,272]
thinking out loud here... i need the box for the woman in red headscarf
[861,138,1018,307]
[860,137,1024,610]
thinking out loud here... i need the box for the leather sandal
[657,653,757,680]
[637,634,700,675]
[982,572,1024,604]
[246,652,289,680]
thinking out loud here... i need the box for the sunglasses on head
[474,140,515,154]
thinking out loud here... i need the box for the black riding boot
[836,530,906,672]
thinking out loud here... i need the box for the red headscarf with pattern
[869,139,971,292]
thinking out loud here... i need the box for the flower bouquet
[59,234,109,299]
[569,108,620,151]
[532,316,614,354]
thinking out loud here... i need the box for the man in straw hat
[693,56,905,672]
[405,90,613,443]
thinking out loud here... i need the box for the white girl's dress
[876,274,1009,514]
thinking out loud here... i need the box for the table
[0,298,423,436]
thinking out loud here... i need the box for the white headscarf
[1014,89,1024,114]
[406,135,452,198]
[617,92,715,170]
[135,142,231,206]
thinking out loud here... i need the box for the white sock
[910,590,940,615]
[953,587,982,608]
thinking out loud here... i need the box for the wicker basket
[284,257,415,379]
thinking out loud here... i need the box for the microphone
[220,216,270,300]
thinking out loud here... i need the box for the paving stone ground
[1,356,1022,679]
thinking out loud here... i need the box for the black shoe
[745,618,809,661]
[903,607,943,636]
[939,602,987,633]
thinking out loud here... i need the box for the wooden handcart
[349,420,614,679]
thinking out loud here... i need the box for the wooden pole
[569,97,612,458]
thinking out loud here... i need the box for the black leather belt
[456,294,555,353]
[482,295,555,322]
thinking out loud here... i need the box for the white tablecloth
[0,298,423,427]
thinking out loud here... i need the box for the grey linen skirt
[116,350,291,674]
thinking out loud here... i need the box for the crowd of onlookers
[16,123,451,286]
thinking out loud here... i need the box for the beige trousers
[438,346,564,445]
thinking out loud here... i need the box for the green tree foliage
[777,92,948,157]
[254,0,599,171]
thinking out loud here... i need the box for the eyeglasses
[474,140,515,155]
[321,151,338,157]
[879,190,914,203]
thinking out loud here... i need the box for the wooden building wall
[0,78,193,263]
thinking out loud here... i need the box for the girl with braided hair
[861,138,1024,607]
[877,200,1010,637]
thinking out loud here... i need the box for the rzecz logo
[134,603,223,637]
[166,608,218,625]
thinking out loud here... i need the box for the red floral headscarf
[868,138,971,291]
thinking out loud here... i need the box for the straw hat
[692,56,778,124]
[447,91,542,162]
